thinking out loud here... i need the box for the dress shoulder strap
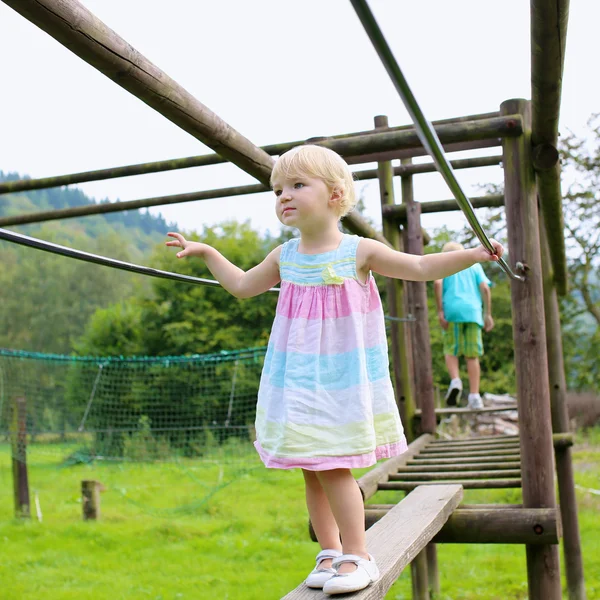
[279,238,300,263]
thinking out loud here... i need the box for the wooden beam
[363,507,559,544]
[384,195,505,221]
[531,0,570,296]
[375,115,416,438]
[286,484,463,600]
[409,456,519,465]
[0,0,387,247]
[540,205,586,599]
[389,470,521,481]
[401,158,436,435]
[397,462,522,472]
[0,117,499,195]
[11,397,30,519]
[357,433,433,501]
[378,479,521,491]
[501,98,562,598]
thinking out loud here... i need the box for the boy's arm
[358,238,502,282]
[433,279,449,330]
[480,281,494,331]
[166,232,281,298]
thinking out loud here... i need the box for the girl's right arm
[166,232,281,299]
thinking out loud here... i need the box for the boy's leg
[466,357,481,394]
[316,468,367,574]
[443,323,463,406]
[303,469,342,569]
[444,354,460,379]
[465,323,484,409]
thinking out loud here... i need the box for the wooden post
[401,159,436,434]
[11,397,30,519]
[540,212,587,600]
[82,480,103,520]
[500,98,561,599]
[411,550,430,600]
[374,115,416,439]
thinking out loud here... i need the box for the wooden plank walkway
[283,484,463,600]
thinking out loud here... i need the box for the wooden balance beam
[283,484,463,599]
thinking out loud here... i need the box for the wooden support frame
[374,115,416,437]
[357,434,433,501]
[400,158,436,435]
[0,114,501,196]
[11,397,30,519]
[501,98,562,599]
[363,507,560,545]
[531,0,571,296]
[385,195,505,221]
[0,0,385,247]
[540,206,586,599]
[287,484,463,600]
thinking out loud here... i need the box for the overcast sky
[0,0,597,239]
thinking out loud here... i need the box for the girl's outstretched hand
[165,232,207,259]
[474,239,504,263]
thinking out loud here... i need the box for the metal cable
[0,227,280,291]
[349,0,525,282]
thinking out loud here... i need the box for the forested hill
[0,170,174,254]
[0,171,177,355]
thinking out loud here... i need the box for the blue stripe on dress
[263,342,390,390]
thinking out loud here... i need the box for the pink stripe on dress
[269,311,386,355]
[276,279,382,320]
[254,439,408,471]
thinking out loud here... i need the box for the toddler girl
[166,144,503,594]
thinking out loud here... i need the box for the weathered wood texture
[389,470,521,481]
[81,480,102,520]
[541,206,587,599]
[0,0,385,247]
[411,549,430,600]
[397,462,521,472]
[418,448,520,458]
[357,434,433,500]
[531,0,571,296]
[378,479,521,491]
[401,160,436,434]
[0,115,500,195]
[429,435,518,446]
[285,485,463,600]
[410,456,519,465]
[420,443,519,454]
[501,98,561,598]
[11,397,30,518]
[375,115,416,435]
[363,508,559,544]
[385,194,505,221]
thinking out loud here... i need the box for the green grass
[1,431,599,600]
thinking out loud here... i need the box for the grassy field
[1,431,598,600]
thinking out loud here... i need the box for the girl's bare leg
[316,468,367,574]
[303,469,342,569]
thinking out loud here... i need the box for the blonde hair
[271,145,357,217]
[442,241,464,252]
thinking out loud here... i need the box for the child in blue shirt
[433,242,494,409]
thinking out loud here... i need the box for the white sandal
[305,549,343,589]
[323,553,380,595]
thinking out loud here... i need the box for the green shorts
[443,322,483,358]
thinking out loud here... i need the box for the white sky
[0,0,597,238]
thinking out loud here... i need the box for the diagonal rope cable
[349,0,525,282]
[0,227,280,291]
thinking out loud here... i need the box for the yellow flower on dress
[321,264,345,285]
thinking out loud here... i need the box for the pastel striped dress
[254,234,407,470]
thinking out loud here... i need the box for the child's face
[272,175,339,229]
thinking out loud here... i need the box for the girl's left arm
[357,238,503,282]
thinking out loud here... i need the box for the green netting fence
[1,347,268,516]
